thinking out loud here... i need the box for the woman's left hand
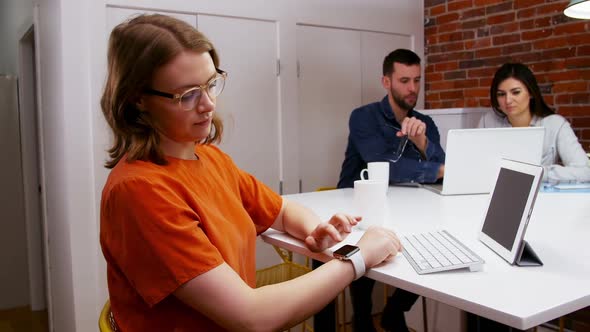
[304,213,361,252]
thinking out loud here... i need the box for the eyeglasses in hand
[384,123,409,163]
[389,135,409,162]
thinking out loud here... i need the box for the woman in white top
[482,62,590,183]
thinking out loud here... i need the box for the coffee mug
[353,179,387,230]
[360,162,389,194]
[360,161,389,182]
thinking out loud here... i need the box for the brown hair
[383,49,421,76]
[101,14,223,168]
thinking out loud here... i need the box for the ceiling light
[564,0,590,19]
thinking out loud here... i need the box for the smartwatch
[333,244,366,280]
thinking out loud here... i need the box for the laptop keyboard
[401,230,484,274]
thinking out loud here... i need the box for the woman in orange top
[100,14,402,332]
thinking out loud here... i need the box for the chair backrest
[99,300,117,332]
[315,186,336,192]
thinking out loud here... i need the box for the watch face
[334,245,360,259]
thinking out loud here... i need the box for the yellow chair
[99,300,118,332]
[256,246,314,332]
[256,246,312,288]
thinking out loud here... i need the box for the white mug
[353,179,387,230]
[360,162,389,194]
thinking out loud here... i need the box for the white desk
[261,187,590,330]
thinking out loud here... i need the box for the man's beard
[391,88,417,111]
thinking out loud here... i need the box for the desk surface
[261,187,590,330]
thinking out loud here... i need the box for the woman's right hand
[356,226,402,269]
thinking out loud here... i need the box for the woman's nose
[196,92,215,113]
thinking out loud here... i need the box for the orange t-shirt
[100,144,282,331]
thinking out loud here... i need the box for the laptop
[423,127,544,195]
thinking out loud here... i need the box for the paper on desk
[541,182,590,193]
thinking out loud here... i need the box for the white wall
[33,0,425,330]
[36,0,100,331]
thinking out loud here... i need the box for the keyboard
[401,230,484,274]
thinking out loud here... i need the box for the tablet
[478,159,544,265]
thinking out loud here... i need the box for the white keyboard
[401,230,484,274]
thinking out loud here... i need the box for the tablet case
[515,240,543,266]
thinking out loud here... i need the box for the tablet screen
[481,167,535,251]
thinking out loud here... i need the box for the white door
[106,7,197,30]
[361,31,412,105]
[18,25,47,312]
[297,25,362,192]
[197,15,281,192]
[0,76,29,310]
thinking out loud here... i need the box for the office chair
[99,300,118,332]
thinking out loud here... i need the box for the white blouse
[481,112,590,182]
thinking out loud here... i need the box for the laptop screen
[481,168,535,251]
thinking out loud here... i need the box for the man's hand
[437,164,445,180]
[397,117,428,154]
[304,213,361,252]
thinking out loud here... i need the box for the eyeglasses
[384,123,409,163]
[144,69,227,111]
[389,136,409,162]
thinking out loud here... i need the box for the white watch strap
[349,251,366,280]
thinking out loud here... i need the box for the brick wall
[424,0,590,149]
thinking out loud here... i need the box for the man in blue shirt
[340,49,445,332]
[338,49,445,188]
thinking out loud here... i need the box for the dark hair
[490,63,554,118]
[383,49,421,76]
[101,14,224,169]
